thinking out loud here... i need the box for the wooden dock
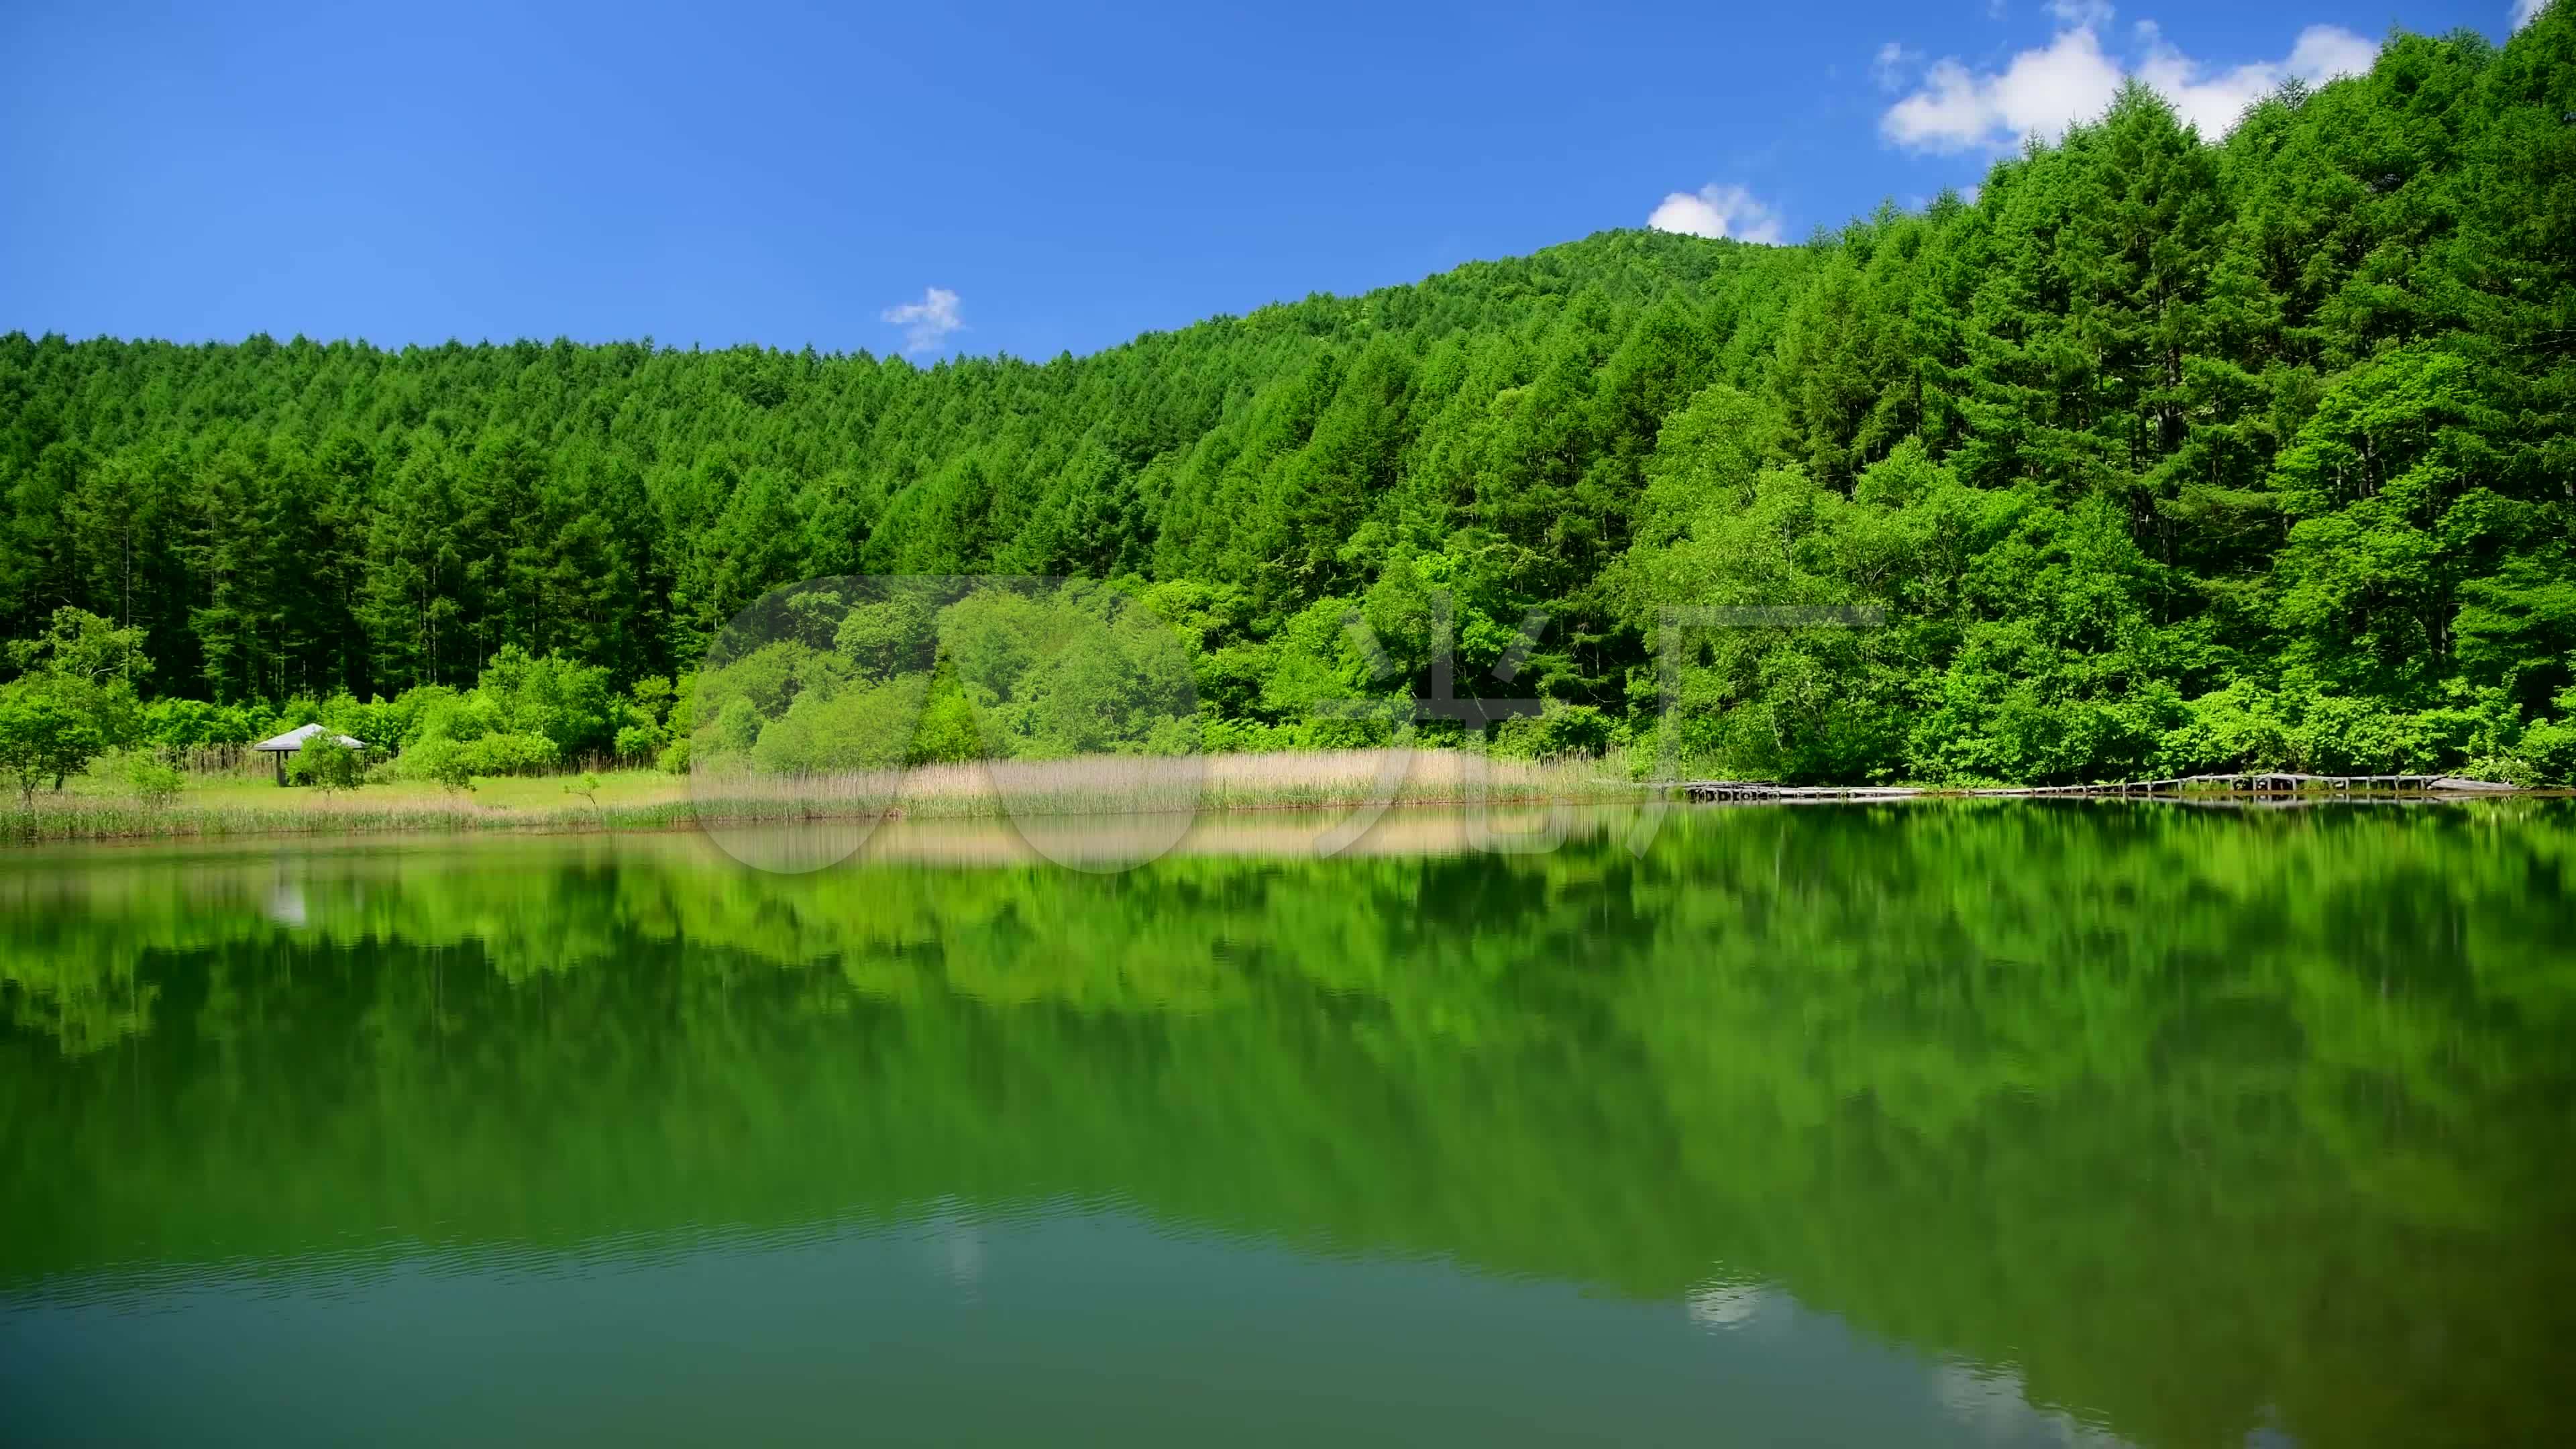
[1670,773,2521,803]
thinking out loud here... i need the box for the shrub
[457,731,557,775]
[322,692,430,753]
[400,739,478,794]
[906,671,985,765]
[613,722,662,762]
[7,607,150,747]
[2518,712,2576,787]
[1200,716,1299,753]
[121,753,185,807]
[1493,702,1613,760]
[141,698,227,750]
[0,684,108,804]
[749,679,927,773]
[474,646,620,759]
[629,675,678,726]
[287,734,364,793]
[2156,684,2294,775]
[562,771,605,818]
[706,696,761,763]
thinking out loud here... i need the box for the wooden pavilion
[250,724,366,786]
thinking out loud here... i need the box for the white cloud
[1880,17,2378,155]
[2512,0,2545,30]
[881,286,963,355]
[1882,27,2123,154]
[1647,184,1786,244]
[1933,1364,2127,1449]
[1873,41,1921,92]
[2135,21,2377,136]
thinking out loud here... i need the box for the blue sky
[0,1,2526,360]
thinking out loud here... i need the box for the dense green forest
[4,15,2573,784]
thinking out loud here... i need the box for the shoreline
[0,789,1624,851]
[0,751,1646,848]
[3,775,2563,851]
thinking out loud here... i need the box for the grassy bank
[0,751,1648,846]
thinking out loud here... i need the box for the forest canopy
[3,14,2572,784]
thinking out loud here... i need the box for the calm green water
[3,804,2573,1447]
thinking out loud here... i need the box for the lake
[3,803,2572,1446]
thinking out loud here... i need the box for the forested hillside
[5,15,2573,784]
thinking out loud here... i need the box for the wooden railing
[1671,773,2521,802]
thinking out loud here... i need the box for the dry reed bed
[690,751,1633,818]
[1,750,1642,845]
